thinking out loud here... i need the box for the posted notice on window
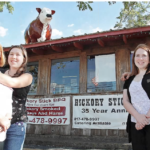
[26,97,70,125]
[73,95,128,129]
[95,54,116,82]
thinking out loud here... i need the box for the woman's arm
[123,89,149,127]
[0,72,33,88]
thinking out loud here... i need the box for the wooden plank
[108,129,118,136]
[91,129,106,136]
[34,124,44,134]
[116,48,130,91]
[51,45,63,52]
[86,46,116,56]
[145,37,150,47]
[47,59,51,95]
[123,35,127,44]
[83,129,91,136]
[97,39,105,47]
[79,52,87,93]
[50,125,61,135]
[73,42,84,50]
[60,125,71,135]
[26,124,35,134]
[37,58,50,95]
[28,50,81,62]
[79,52,91,136]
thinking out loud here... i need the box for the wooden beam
[37,58,50,95]
[123,35,127,44]
[32,49,45,55]
[73,42,84,50]
[51,45,63,52]
[116,48,130,91]
[80,52,87,93]
[97,39,105,47]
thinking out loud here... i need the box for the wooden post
[37,58,51,95]
[116,48,130,91]
[79,52,87,93]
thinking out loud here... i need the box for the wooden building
[3,25,150,149]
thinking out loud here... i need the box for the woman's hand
[135,114,149,127]
[135,122,145,130]
[121,72,131,81]
[0,114,11,132]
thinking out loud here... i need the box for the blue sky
[0,1,123,47]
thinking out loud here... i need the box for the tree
[0,2,14,14]
[77,1,93,11]
[109,2,150,29]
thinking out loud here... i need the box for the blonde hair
[131,44,150,76]
[0,44,5,67]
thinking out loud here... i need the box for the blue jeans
[3,122,26,150]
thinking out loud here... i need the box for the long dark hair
[8,45,28,77]
[131,44,150,76]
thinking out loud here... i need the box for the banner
[26,97,70,125]
[73,95,128,129]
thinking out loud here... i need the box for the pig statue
[24,7,55,44]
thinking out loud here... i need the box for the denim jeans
[3,122,26,150]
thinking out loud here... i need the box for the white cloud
[73,29,82,35]
[52,29,63,37]
[0,26,8,37]
[92,27,102,33]
[21,29,25,35]
[68,24,74,27]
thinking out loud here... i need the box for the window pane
[50,57,79,94]
[87,55,116,93]
[27,62,38,94]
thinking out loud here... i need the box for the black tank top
[11,75,32,124]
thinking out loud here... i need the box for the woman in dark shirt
[0,45,33,150]
[123,44,150,150]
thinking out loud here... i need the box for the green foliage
[77,1,93,11]
[108,1,116,5]
[0,2,14,14]
[111,2,150,29]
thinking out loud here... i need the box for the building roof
[3,25,150,54]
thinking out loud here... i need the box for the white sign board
[26,97,70,125]
[73,95,128,129]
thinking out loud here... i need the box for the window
[87,54,116,93]
[50,57,80,94]
[27,62,38,95]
